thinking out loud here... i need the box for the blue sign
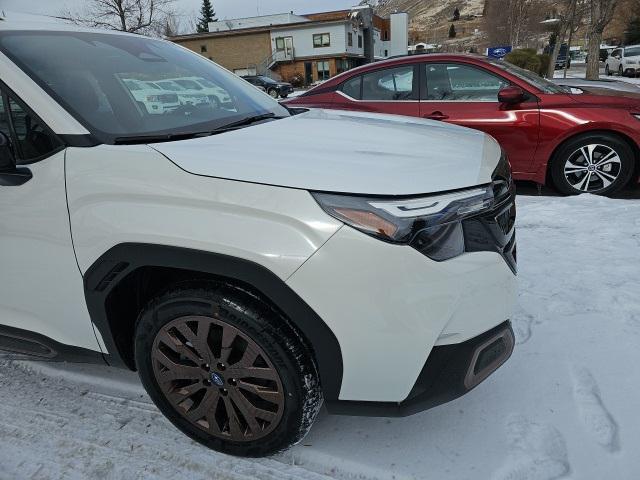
[488,46,512,59]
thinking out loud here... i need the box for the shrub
[287,73,304,88]
[504,49,550,77]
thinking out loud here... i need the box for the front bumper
[325,320,514,416]
[287,225,517,404]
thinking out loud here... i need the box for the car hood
[569,87,640,106]
[151,109,501,196]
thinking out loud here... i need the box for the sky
[1,0,358,23]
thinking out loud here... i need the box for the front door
[0,88,101,352]
[283,37,294,61]
[304,62,313,86]
[419,62,540,174]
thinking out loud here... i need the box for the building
[170,7,408,85]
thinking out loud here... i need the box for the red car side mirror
[498,86,525,105]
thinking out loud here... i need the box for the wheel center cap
[587,165,596,172]
[210,372,225,387]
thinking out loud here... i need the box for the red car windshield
[488,59,567,94]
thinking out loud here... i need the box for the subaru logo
[210,372,225,387]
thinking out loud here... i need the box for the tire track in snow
[572,367,620,453]
[492,415,570,480]
[0,359,334,480]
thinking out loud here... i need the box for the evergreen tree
[625,18,640,45]
[448,24,456,38]
[196,0,217,33]
[453,7,460,21]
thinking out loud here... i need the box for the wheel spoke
[575,171,593,191]
[226,366,279,381]
[237,380,281,403]
[594,150,619,167]
[219,325,237,364]
[186,389,220,422]
[168,381,204,403]
[222,396,244,439]
[564,159,588,174]
[228,389,262,434]
[593,170,613,188]
[175,321,211,363]
[156,330,202,365]
[580,145,595,165]
[154,350,203,382]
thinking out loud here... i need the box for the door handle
[0,167,33,187]
[424,111,449,121]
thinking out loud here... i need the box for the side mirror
[498,86,525,105]
[0,132,16,173]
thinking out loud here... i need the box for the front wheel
[605,64,611,76]
[267,88,279,99]
[550,133,635,196]
[135,285,322,457]
[619,65,624,76]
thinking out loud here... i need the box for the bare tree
[585,0,619,79]
[508,0,533,47]
[59,0,176,36]
[544,0,579,79]
[485,0,545,48]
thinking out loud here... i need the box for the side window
[341,76,362,99]
[361,65,415,101]
[6,95,62,162]
[423,63,508,101]
[0,95,10,138]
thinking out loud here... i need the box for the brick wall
[174,32,272,73]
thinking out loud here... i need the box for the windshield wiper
[211,113,283,133]
[114,132,210,144]
[114,113,284,144]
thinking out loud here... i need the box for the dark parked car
[241,75,294,99]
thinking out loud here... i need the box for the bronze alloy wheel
[151,315,285,442]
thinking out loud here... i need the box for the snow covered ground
[1,188,640,480]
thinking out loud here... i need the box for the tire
[268,88,279,99]
[605,64,611,76]
[135,284,322,457]
[619,65,624,76]
[550,133,635,196]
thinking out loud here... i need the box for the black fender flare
[84,243,344,401]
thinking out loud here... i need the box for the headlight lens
[312,153,513,261]
[633,114,640,121]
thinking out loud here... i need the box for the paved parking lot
[1,185,639,480]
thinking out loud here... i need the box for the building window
[275,37,285,51]
[317,60,331,80]
[348,32,353,47]
[337,58,351,74]
[313,33,331,48]
[358,35,363,48]
[200,45,207,53]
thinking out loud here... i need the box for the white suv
[605,45,640,77]
[0,16,517,457]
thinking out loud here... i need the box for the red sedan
[285,54,640,195]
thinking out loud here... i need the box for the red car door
[332,64,420,117]
[419,62,540,175]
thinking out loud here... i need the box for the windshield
[259,76,279,85]
[625,46,640,58]
[0,31,288,143]
[488,58,566,94]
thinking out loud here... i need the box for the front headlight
[633,114,640,121]
[312,153,513,261]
